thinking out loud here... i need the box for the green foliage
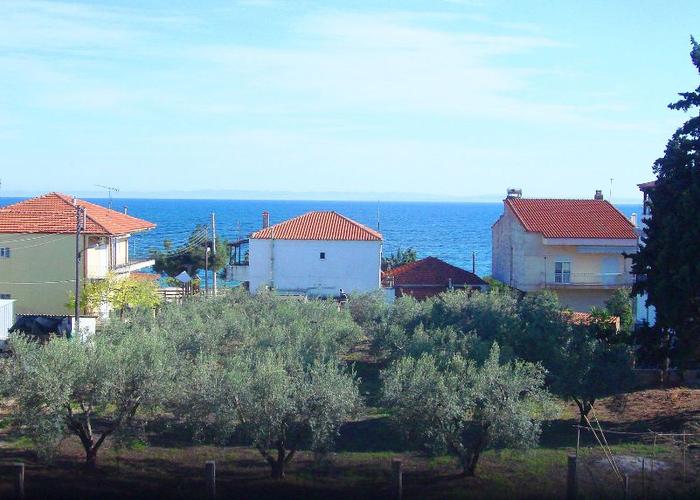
[66,273,161,318]
[154,289,363,477]
[356,289,632,423]
[0,325,178,468]
[632,37,700,364]
[382,247,417,271]
[604,288,634,335]
[382,344,558,476]
[150,225,228,278]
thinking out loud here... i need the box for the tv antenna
[609,178,614,200]
[95,184,120,210]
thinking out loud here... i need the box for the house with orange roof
[0,193,156,315]
[227,211,382,297]
[491,189,639,312]
[382,256,488,300]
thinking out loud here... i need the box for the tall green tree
[382,247,418,271]
[150,225,228,278]
[632,37,700,364]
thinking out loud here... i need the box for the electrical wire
[0,279,76,285]
[0,234,56,244]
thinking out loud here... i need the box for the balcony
[113,258,156,274]
[546,271,633,289]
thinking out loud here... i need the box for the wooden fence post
[205,460,216,500]
[567,454,577,500]
[624,474,630,499]
[392,458,402,500]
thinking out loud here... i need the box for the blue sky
[0,0,698,202]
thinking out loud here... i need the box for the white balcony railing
[547,272,633,287]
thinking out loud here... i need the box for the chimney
[123,206,128,215]
[630,213,637,227]
[262,211,270,229]
[506,188,522,199]
[594,190,604,200]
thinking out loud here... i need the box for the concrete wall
[247,239,382,296]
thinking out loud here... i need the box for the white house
[492,190,639,312]
[228,211,383,297]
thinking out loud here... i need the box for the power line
[6,235,73,251]
[0,279,76,285]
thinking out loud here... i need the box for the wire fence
[574,419,700,498]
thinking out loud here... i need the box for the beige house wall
[492,202,637,313]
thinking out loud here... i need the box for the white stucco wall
[247,239,382,296]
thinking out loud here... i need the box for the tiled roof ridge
[504,197,637,239]
[250,210,382,241]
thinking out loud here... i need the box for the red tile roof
[505,198,637,239]
[0,192,155,235]
[383,257,487,287]
[564,311,620,330]
[250,211,382,241]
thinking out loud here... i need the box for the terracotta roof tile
[250,211,382,241]
[505,198,637,239]
[383,257,487,287]
[0,192,155,235]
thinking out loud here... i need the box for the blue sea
[0,197,642,278]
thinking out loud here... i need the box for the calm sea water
[0,197,642,278]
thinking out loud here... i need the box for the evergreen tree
[632,37,700,365]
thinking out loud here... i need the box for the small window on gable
[0,293,10,300]
[320,252,326,260]
[0,247,10,258]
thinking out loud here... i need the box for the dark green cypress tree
[632,37,700,366]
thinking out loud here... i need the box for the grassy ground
[2,358,700,499]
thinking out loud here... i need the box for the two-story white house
[492,190,638,312]
[228,211,383,297]
[0,192,156,315]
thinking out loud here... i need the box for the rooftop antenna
[609,178,614,201]
[376,201,381,232]
[95,184,120,211]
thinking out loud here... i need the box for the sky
[0,0,698,202]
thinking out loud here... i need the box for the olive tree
[382,344,557,476]
[1,326,178,469]
[176,351,362,479]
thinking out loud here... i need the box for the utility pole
[211,212,217,297]
[472,251,476,274]
[74,204,85,338]
[204,245,210,297]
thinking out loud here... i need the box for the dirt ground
[1,387,699,499]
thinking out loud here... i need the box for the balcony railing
[547,272,633,287]
[113,258,156,274]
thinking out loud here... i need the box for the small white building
[228,211,383,297]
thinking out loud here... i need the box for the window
[320,252,326,260]
[555,261,571,283]
[0,294,10,300]
[0,247,10,258]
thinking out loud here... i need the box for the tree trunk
[85,447,98,470]
[271,459,285,479]
[573,397,594,426]
[460,429,487,477]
